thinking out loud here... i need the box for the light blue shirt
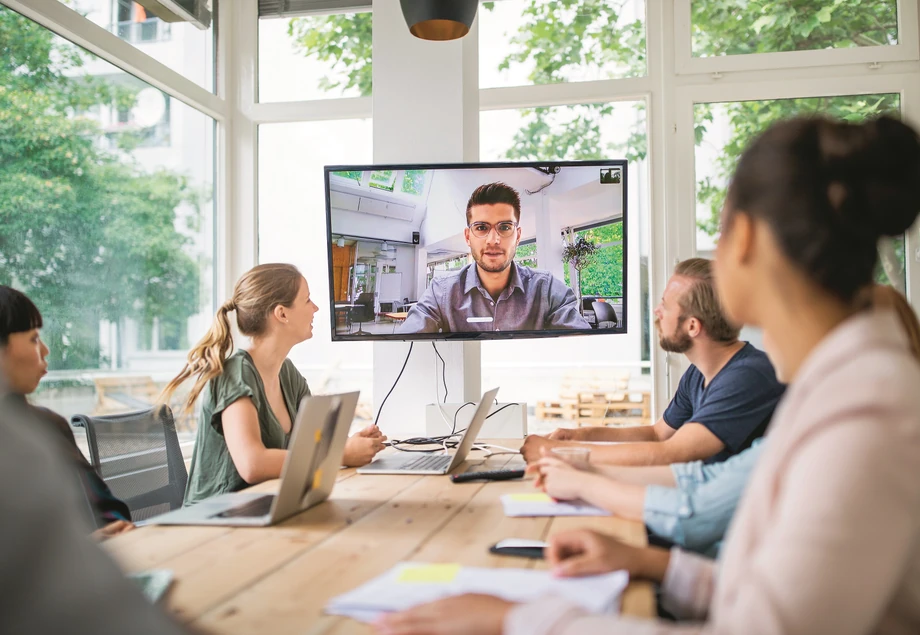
[643,439,764,558]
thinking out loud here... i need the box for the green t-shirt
[183,350,311,505]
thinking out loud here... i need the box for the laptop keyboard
[400,454,453,471]
[213,494,276,519]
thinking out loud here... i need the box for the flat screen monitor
[324,161,627,341]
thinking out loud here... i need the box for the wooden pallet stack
[576,391,651,427]
[535,371,652,428]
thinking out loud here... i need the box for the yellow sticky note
[508,493,553,503]
[397,563,461,584]
[312,469,323,490]
[314,430,323,443]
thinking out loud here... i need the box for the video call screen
[324,161,628,342]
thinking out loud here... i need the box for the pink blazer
[507,310,920,635]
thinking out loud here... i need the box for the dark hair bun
[819,115,920,238]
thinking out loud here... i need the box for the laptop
[149,391,359,527]
[357,387,500,475]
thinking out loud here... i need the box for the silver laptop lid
[445,387,500,472]
[271,392,358,522]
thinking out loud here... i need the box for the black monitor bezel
[324,159,628,342]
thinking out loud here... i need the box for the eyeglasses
[467,221,518,238]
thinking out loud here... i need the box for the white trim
[647,0,681,414]
[226,0,260,290]
[1,0,229,122]
[675,72,913,107]
[250,97,373,124]
[674,0,920,76]
[480,77,652,111]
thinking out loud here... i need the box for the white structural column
[223,0,260,298]
[370,0,482,438]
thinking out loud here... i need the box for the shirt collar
[789,309,909,396]
[463,261,524,298]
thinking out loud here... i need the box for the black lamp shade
[399,0,479,41]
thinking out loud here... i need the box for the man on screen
[397,182,590,334]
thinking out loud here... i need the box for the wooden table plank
[105,469,360,573]
[157,472,423,623]
[115,442,656,632]
[195,454,516,634]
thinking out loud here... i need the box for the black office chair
[349,292,376,334]
[592,300,619,329]
[71,406,188,520]
[581,296,598,327]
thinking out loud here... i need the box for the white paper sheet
[325,562,629,623]
[500,492,610,517]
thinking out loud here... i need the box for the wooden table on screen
[105,440,655,634]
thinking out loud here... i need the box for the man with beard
[521,258,784,466]
[397,182,590,334]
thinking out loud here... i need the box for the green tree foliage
[515,242,537,268]
[0,7,204,369]
[563,224,623,297]
[401,169,428,195]
[288,11,372,95]
[692,0,898,56]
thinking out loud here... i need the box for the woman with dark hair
[0,285,133,539]
[374,116,920,635]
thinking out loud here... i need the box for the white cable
[474,443,520,455]
[437,401,455,434]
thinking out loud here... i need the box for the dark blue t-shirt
[663,343,785,464]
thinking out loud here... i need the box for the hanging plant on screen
[562,236,599,314]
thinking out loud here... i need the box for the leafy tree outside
[0,7,207,369]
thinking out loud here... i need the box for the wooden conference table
[106,440,655,634]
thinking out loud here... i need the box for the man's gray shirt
[397,262,590,333]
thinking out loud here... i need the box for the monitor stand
[372,340,481,440]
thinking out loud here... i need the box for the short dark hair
[0,286,43,347]
[673,258,740,343]
[725,115,920,303]
[466,182,521,224]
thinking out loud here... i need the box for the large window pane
[259,12,371,103]
[480,101,652,429]
[694,93,905,290]
[479,0,647,89]
[692,0,899,58]
[1,7,215,433]
[258,119,373,418]
[60,0,215,91]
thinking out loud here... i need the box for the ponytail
[159,263,304,414]
[158,299,236,414]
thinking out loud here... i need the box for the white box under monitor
[425,402,528,439]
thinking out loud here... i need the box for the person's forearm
[233,448,287,484]
[578,474,646,521]
[634,545,672,583]
[580,425,659,442]
[589,442,688,467]
[592,464,677,487]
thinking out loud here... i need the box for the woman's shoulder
[203,350,260,406]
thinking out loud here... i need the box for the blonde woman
[161,264,386,506]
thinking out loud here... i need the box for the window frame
[674,73,920,304]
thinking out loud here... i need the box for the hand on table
[343,425,388,467]
[374,594,513,635]
[92,520,135,541]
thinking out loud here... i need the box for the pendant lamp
[399,0,479,41]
